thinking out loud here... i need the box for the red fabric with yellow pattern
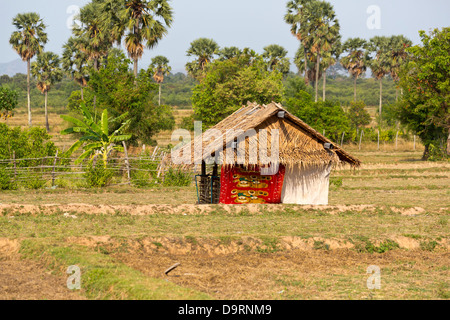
[219,165,285,204]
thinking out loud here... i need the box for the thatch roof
[170,102,361,168]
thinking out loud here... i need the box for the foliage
[86,50,175,144]
[398,27,450,157]
[9,12,48,126]
[31,51,63,131]
[262,44,290,76]
[347,101,371,129]
[0,123,57,160]
[163,168,192,187]
[191,55,284,129]
[84,160,114,187]
[61,103,131,167]
[186,38,220,81]
[283,77,350,140]
[0,87,18,119]
[115,0,174,77]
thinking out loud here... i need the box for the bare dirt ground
[0,239,84,300]
[65,236,449,300]
[0,203,436,216]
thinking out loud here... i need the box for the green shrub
[22,171,46,190]
[84,162,114,188]
[163,168,192,187]
[0,166,16,190]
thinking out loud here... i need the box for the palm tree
[73,2,111,72]
[306,1,340,102]
[294,44,317,83]
[341,38,368,101]
[218,47,242,60]
[150,55,171,106]
[62,37,91,100]
[119,0,173,78]
[31,52,63,132]
[9,12,48,127]
[73,2,113,116]
[285,0,317,85]
[262,44,290,76]
[61,103,131,167]
[368,36,391,123]
[389,35,412,100]
[186,38,220,80]
[321,38,341,101]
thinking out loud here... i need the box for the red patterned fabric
[219,165,285,204]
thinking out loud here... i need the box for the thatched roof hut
[173,102,360,167]
[170,102,360,205]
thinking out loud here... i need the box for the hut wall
[281,163,332,205]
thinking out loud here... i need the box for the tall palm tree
[368,36,391,123]
[341,38,368,101]
[73,2,113,116]
[186,38,220,81]
[306,1,340,102]
[262,44,290,76]
[62,37,91,100]
[31,52,63,132]
[150,55,171,106]
[285,0,313,84]
[73,2,111,72]
[389,35,412,100]
[9,12,47,127]
[119,0,173,78]
[321,38,341,101]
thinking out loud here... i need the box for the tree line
[2,0,449,159]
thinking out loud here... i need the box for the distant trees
[9,12,48,127]
[150,56,171,106]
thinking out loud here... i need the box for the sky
[1,0,450,73]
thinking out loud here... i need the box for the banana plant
[61,103,131,167]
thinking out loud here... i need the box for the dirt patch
[0,203,430,216]
[0,248,85,300]
[111,248,449,300]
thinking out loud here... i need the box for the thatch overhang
[170,102,361,168]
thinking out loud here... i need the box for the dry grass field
[0,108,448,300]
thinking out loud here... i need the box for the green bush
[22,171,47,190]
[163,168,192,187]
[84,162,114,188]
[0,166,16,190]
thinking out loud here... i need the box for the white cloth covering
[281,163,332,205]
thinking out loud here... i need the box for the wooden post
[377,129,380,150]
[122,141,131,183]
[359,130,364,150]
[340,132,345,147]
[395,131,399,150]
[414,135,416,151]
[52,150,59,187]
[157,152,166,179]
[13,151,17,181]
